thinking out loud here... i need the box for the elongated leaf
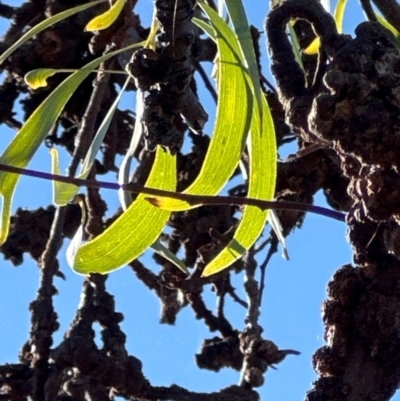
[376,14,400,47]
[221,0,262,109]
[117,89,187,273]
[70,146,176,274]
[0,42,142,244]
[288,23,305,72]
[334,0,347,34]
[203,94,276,276]
[52,76,131,206]
[153,5,252,212]
[85,0,126,31]
[118,88,144,210]
[152,240,187,273]
[269,209,289,259]
[201,0,277,277]
[0,0,106,64]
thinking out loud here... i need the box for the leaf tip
[24,68,57,89]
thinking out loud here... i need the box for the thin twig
[261,74,276,93]
[360,0,378,21]
[195,61,217,103]
[0,163,346,222]
[258,236,279,306]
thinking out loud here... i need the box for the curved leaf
[376,14,400,47]
[153,5,252,211]
[70,146,176,275]
[202,0,277,277]
[0,0,106,64]
[52,76,131,206]
[85,0,126,31]
[203,94,277,277]
[151,240,187,273]
[0,42,142,244]
[334,0,347,34]
[24,68,58,89]
[118,88,144,210]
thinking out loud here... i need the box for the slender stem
[0,163,346,222]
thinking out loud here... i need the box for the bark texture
[1,0,399,400]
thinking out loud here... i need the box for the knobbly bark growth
[0,0,399,400]
[267,0,400,400]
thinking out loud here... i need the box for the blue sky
[0,1,397,400]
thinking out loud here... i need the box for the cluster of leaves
[0,0,277,277]
[5,0,400,399]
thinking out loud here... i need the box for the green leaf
[376,14,400,47]
[85,0,126,31]
[69,146,176,275]
[151,240,188,273]
[221,0,263,109]
[288,23,305,72]
[25,68,127,89]
[24,68,58,89]
[0,42,142,245]
[52,76,131,206]
[203,93,277,277]
[0,0,106,65]
[201,0,277,277]
[154,5,252,211]
[334,0,347,34]
[269,210,289,259]
[117,89,187,273]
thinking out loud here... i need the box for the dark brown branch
[360,0,378,21]
[265,0,337,102]
[372,0,400,33]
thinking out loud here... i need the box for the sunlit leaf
[222,0,263,109]
[69,146,176,275]
[203,93,276,277]
[24,69,58,89]
[0,0,106,64]
[52,76,131,206]
[201,0,277,276]
[303,37,320,56]
[24,68,127,89]
[85,0,126,31]
[334,0,347,34]
[304,0,347,55]
[0,42,142,245]
[152,5,252,212]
